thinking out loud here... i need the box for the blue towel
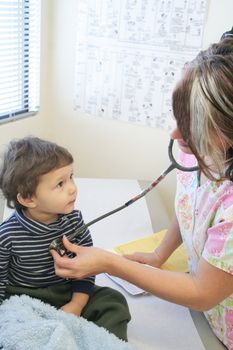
[0,295,135,350]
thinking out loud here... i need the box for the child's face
[28,163,77,223]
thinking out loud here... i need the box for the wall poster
[74,0,209,130]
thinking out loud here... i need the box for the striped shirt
[0,209,95,303]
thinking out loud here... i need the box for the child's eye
[57,181,63,188]
[70,173,73,179]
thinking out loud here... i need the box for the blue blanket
[0,295,135,350]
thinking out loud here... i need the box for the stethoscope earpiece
[168,139,199,172]
[221,27,233,40]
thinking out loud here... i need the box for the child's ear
[17,193,37,208]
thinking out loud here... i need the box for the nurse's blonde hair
[172,38,233,180]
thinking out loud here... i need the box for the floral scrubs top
[175,151,233,350]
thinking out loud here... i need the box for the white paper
[97,273,206,350]
[1,178,206,350]
[74,178,205,350]
[74,0,209,130]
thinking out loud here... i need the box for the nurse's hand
[123,251,163,268]
[50,236,110,279]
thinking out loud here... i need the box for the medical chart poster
[74,0,209,130]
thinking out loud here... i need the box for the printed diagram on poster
[74,0,209,130]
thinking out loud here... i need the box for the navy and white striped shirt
[0,209,95,303]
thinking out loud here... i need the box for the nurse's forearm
[107,253,202,310]
[155,214,182,264]
[52,237,230,312]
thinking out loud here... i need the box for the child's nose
[69,181,77,194]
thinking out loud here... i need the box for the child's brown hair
[0,136,73,209]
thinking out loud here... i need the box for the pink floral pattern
[178,194,192,230]
[175,151,233,349]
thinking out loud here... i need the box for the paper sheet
[97,272,206,350]
[1,178,205,350]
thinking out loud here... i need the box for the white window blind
[0,0,40,123]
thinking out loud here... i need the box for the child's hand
[61,291,89,317]
[61,300,83,317]
[123,251,163,268]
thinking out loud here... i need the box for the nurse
[52,36,233,349]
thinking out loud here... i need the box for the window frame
[0,0,41,125]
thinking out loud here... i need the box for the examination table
[0,178,226,350]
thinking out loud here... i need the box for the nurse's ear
[17,193,37,208]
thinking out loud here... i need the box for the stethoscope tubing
[49,139,199,255]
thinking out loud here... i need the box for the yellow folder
[114,229,189,272]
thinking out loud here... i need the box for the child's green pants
[6,283,131,341]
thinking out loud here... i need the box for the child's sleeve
[71,211,95,295]
[0,238,10,303]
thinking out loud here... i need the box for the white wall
[0,0,232,219]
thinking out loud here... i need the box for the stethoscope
[49,139,199,256]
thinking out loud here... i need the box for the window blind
[0,0,40,123]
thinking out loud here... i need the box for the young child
[52,37,233,349]
[0,136,131,341]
